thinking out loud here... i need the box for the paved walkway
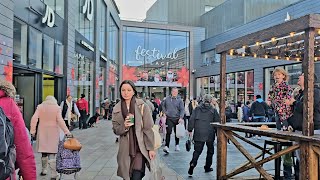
[34,120,183,180]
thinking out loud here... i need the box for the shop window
[76,0,94,42]
[99,67,105,102]
[13,19,28,65]
[44,0,64,18]
[54,41,63,74]
[75,55,94,114]
[43,35,54,71]
[28,27,42,69]
[55,0,64,18]
[99,0,106,52]
[108,16,119,61]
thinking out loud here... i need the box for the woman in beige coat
[30,96,71,180]
[112,80,156,180]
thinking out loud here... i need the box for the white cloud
[114,0,156,21]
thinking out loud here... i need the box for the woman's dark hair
[119,80,137,100]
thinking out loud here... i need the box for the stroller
[56,137,81,179]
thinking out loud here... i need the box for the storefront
[122,25,191,100]
[264,62,320,98]
[12,1,65,127]
[197,70,254,111]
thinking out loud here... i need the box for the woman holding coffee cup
[112,80,156,180]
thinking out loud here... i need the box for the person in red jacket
[0,78,36,180]
[76,94,89,129]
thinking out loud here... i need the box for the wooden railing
[212,123,320,180]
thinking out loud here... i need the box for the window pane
[28,27,42,69]
[108,16,119,61]
[124,31,145,66]
[55,41,63,74]
[56,0,64,18]
[43,35,54,71]
[13,20,27,65]
[99,0,106,52]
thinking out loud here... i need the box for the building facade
[197,0,320,111]
[0,0,121,127]
[121,21,205,100]
[145,0,225,26]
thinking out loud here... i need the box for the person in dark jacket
[250,95,268,122]
[151,98,159,123]
[242,101,252,138]
[187,94,220,176]
[285,73,320,179]
[286,73,320,131]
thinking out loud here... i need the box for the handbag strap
[140,104,144,128]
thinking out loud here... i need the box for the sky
[114,0,157,21]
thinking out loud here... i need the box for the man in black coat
[285,73,320,179]
[187,94,220,176]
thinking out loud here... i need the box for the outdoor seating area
[213,14,320,180]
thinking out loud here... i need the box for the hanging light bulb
[230,49,234,56]
[264,55,268,59]
[242,53,245,57]
[275,56,279,60]
[286,57,290,60]
[271,37,276,42]
[253,53,257,58]
[256,42,260,46]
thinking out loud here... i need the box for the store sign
[100,55,108,61]
[74,53,85,60]
[80,40,94,51]
[82,0,93,21]
[42,5,55,27]
[135,46,179,61]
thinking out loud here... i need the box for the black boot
[188,163,195,176]
[204,166,213,173]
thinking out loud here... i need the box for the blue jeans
[253,116,265,122]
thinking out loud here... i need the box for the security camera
[191,69,196,74]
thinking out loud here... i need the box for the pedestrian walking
[151,97,159,123]
[267,67,293,130]
[144,96,155,112]
[187,94,220,176]
[60,95,80,129]
[112,80,156,180]
[102,97,110,119]
[30,95,72,180]
[162,87,184,153]
[184,98,191,129]
[0,78,36,180]
[250,95,268,122]
[76,94,89,129]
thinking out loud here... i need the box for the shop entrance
[13,68,38,129]
[136,86,187,100]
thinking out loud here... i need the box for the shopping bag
[150,153,165,180]
[175,123,185,138]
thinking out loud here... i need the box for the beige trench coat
[30,101,70,153]
[112,99,155,180]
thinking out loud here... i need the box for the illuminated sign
[82,0,93,21]
[42,5,55,27]
[80,40,94,51]
[135,46,179,61]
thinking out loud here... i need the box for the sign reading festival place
[122,45,189,87]
[135,46,179,66]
